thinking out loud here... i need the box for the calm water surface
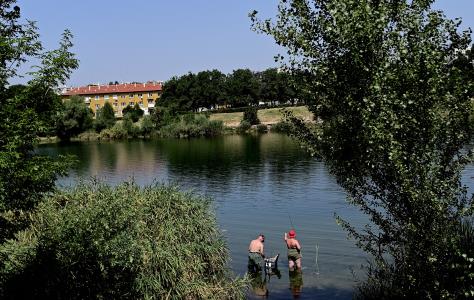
[37,134,473,299]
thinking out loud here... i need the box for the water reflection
[37,134,413,299]
[37,135,365,299]
[289,270,304,299]
[249,271,269,298]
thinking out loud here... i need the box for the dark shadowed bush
[270,121,293,134]
[256,124,268,133]
[242,107,260,125]
[237,120,251,134]
[0,181,246,299]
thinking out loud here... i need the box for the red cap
[288,229,296,238]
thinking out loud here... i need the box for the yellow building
[61,81,163,117]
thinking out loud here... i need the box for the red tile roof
[62,82,162,96]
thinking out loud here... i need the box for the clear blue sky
[14,0,474,87]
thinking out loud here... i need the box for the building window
[104,95,109,100]
[148,92,153,97]
[121,95,126,98]
[95,95,99,100]
[139,101,143,107]
[138,93,143,99]
[129,94,134,98]
[121,102,126,106]
[113,103,118,107]
[113,94,118,99]
[129,102,134,106]
[148,99,154,104]
[95,104,100,109]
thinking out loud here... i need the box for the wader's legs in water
[289,269,303,299]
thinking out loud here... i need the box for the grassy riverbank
[38,106,312,144]
[210,106,313,127]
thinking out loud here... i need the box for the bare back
[286,238,301,250]
[248,239,264,255]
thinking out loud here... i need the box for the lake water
[37,134,473,299]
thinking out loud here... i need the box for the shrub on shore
[0,181,246,299]
[256,124,268,133]
[270,121,293,134]
[237,120,251,133]
[159,114,224,138]
[242,107,260,125]
[99,122,128,140]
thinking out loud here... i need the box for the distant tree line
[159,68,300,112]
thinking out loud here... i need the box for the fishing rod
[287,212,295,230]
[287,207,320,275]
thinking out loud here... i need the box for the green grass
[210,106,312,127]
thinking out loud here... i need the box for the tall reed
[0,181,246,299]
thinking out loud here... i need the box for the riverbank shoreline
[39,106,312,144]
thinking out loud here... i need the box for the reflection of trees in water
[158,134,314,185]
[38,140,168,181]
[38,134,317,190]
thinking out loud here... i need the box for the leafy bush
[99,123,127,140]
[56,95,94,140]
[183,113,196,124]
[256,124,268,133]
[94,102,116,132]
[271,121,292,134]
[159,115,224,138]
[237,120,251,133]
[122,103,144,122]
[150,107,174,129]
[0,182,246,299]
[77,131,99,141]
[121,115,140,138]
[140,115,154,137]
[242,107,260,125]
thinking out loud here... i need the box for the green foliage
[160,70,228,112]
[140,115,154,137]
[183,113,196,124]
[256,124,268,134]
[159,68,300,112]
[253,0,473,298]
[226,69,260,107]
[0,181,246,299]
[259,68,297,106]
[150,106,174,129]
[121,114,139,137]
[0,1,41,87]
[159,115,224,138]
[99,123,128,140]
[242,107,260,125]
[0,1,78,242]
[271,121,293,134]
[237,120,251,134]
[160,73,197,113]
[94,102,116,132]
[56,95,93,140]
[122,103,144,122]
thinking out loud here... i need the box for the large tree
[226,69,260,107]
[0,0,78,242]
[252,0,473,298]
[193,69,227,109]
[56,95,94,140]
[94,102,116,132]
